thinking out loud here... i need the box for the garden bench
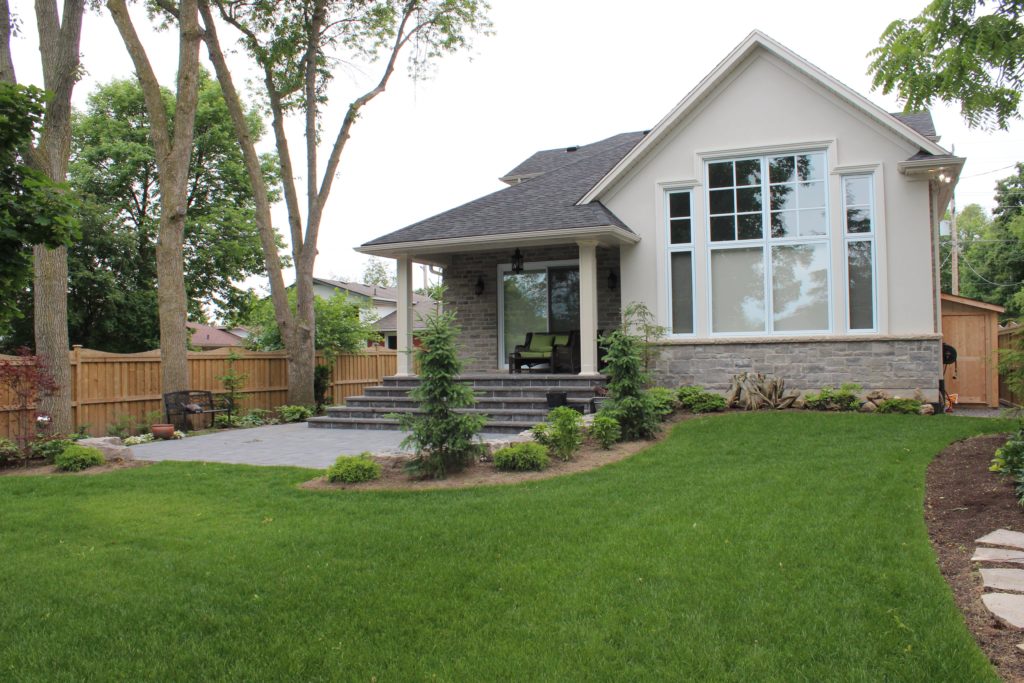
[163,390,232,431]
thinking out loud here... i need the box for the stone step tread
[980,568,1024,593]
[972,547,1024,564]
[327,407,548,419]
[308,416,534,429]
[366,385,602,393]
[977,529,1024,550]
[982,593,1024,629]
[341,396,591,407]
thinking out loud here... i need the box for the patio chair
[509,332,576,374]
[163,390,232,431]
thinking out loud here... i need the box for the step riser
[363,388,601,399]
[327,409,547,421]
[340,399,590,412]
[308,421,528,434]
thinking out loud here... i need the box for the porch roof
[360,131,645,253]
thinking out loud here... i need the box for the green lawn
[0,413,1014,681]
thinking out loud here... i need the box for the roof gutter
[357,225,641,261]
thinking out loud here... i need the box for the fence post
[71,345,82,430]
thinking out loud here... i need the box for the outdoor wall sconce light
[608,270,618,291]
[511,248,525,274]
[475,276,485,295]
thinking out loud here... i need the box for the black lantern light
[511,248,524,274]
[475,276,485,295]
[607,270,618,291]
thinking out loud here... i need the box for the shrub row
[991,430,1024,503]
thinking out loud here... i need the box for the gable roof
[890,111,938,141]
[499,131,647,184]
[186,322,245,349]
[360,131,645,249]
[580,30,951,203]
[312,278,432,305]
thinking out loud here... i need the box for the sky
[9,0,1024,294]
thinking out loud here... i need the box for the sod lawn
[0,412,1016,681]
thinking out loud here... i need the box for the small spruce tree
[397,308,485,479]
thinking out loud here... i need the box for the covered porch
[360,231,635,377]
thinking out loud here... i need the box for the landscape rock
[864,389,890,405]
[972,547,1024,564]
[980,568,1024,593]
[918,403,935,415]
[982,593,1024,629]
[77,436,133,463]
[977,529,1024,551]
[859,401,877,413]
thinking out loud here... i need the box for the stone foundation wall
[650,337,942,400]
[443,246,621,373]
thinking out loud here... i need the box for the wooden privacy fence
[0,346,397,440]
[999,326,1023,407]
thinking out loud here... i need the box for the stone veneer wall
[650,337,942,400]
[443,246,621,373]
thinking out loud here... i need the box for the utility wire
[960,255,1024,287]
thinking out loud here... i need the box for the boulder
[859,401,877,413]
[864,389,890,405]
[919,403,935,416]
[77,436,133,462]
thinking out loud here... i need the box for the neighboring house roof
[187,322,245,349]
[311,278,432,305]
[373,304,433,333]
[360,131,645,248]
[581,30,953,203]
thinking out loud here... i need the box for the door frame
[496,258,579,369]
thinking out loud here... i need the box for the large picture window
[667,189,694,334]
[706,152,830,334]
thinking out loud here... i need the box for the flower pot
[151,424,175,440]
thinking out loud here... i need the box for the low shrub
[0,436,20,463]
[876,398,923,414]
[677,385,727,413]
[277,405,314,423]
[54,444,105,472]
[589,414,622,449]
[531,406,584,461]
[646,386,678,421]
[603,394,661,441]
[29,437,73,462]
[326,453,382,483]
[991,434,1024,475]
[803,383,862,412]
[493,442,549,471]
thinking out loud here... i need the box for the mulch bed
[0,459,151,477]
[927,433,1024,682]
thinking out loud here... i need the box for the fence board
[999,326,1023,407]
[0,346,396,439]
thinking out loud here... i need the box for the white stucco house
[357,31,962,399]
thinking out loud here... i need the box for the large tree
[0,0,85,433]
[1,74,279,352]
[107,0,202,396]
[186,0,490,405]
[868,0,1024,130]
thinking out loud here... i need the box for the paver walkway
[131,423,511,468]
[972,528,1024,637]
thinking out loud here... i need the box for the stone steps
[308,373,606,433]
[971,528,1024,636]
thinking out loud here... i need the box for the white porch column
[577,240,599,375]
[396,256,414,376]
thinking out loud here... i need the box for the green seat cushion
[528,334,554,352]
[552,334,570,347]
[518,351,551,359]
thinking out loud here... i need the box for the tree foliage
[243,290,379,358]
[1,74,280,352]
[362,257,396,288]
[868,0,1024,129]
[0,83,78,334]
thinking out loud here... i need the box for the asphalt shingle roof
[313,278,432,305]
[890,111,938,140]
[362,131,646,247]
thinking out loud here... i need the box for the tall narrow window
[706,151,830,335]
[843,175,876,330]
[667,190,694,334]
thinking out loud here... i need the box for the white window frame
[842,173,878,332]
[704,151,833,337]
[665,188,696,337]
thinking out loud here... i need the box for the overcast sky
[10,0,1024,292]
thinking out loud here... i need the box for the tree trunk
[33,245,73,432]
[290,257,316,405]
[108,0,200,396]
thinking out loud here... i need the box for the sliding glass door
[500,262,580,367]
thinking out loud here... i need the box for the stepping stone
[976,529,1024,550]
[972,547,1024,564]
[982,593,1024,629]
[980,568,1024,592]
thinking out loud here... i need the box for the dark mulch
[927,433,1024,682]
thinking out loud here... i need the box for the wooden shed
[940,293,1004,407]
